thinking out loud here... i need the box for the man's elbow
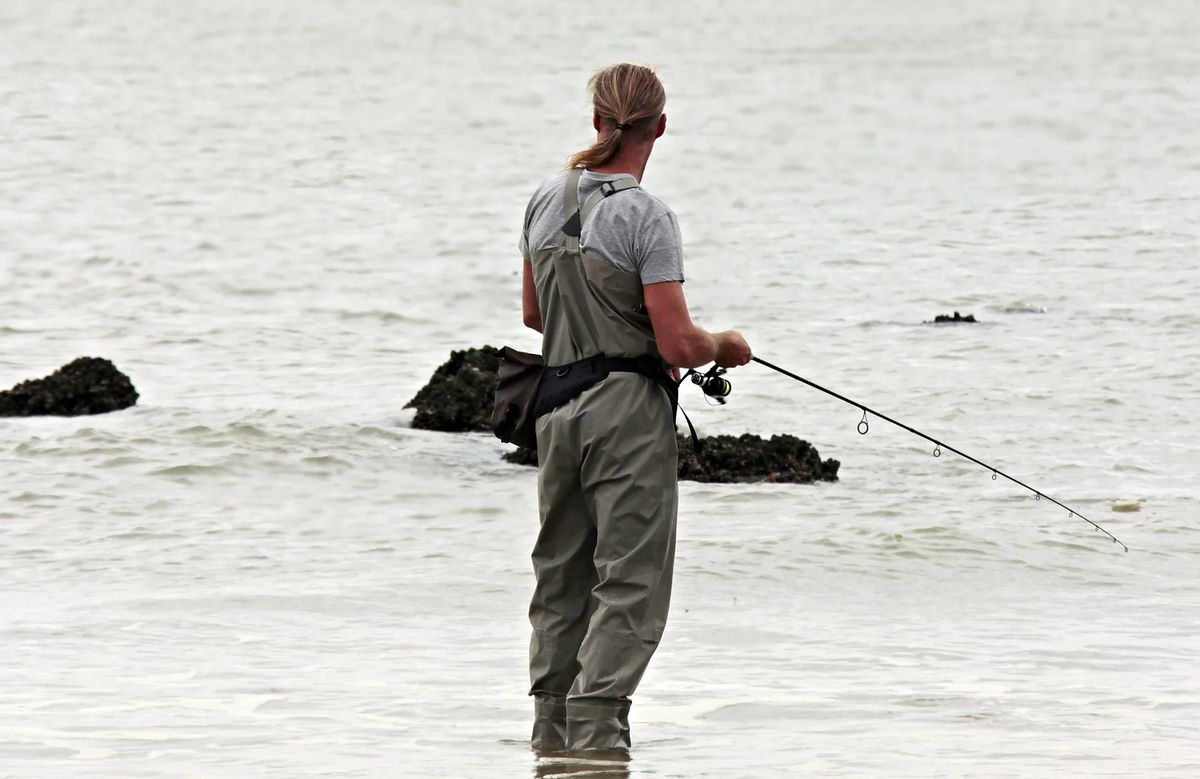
[658,332,710,368]
[523,312,543,333]
[657,342,687,367]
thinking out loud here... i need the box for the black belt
[533,353,700,450]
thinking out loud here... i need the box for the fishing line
[750,356,1129,553]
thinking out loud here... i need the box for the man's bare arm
[643,281,750,368]
[522,260,542,333]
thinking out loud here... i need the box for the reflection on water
[532,744,631,779]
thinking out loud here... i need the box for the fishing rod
[689,359,1128,553]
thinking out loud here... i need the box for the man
[519,63,752,752]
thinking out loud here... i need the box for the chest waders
[527,169,679,752]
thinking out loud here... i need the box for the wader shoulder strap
[561,168,584,240]
[579,178,639,226]
[561,175,639,239]
[563,168,583,219]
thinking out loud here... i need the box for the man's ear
[593,110,602,132]
[655,113,667,139]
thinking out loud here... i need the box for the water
[2,1,1198,776]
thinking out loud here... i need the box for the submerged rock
[1001,303,1047,315]
[503,446,539,467]
[0,357,139,417]
[933,311,977,323]
[504,433,839,484]
[405,346,501,432]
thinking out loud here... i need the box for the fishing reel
[691,364,732,404]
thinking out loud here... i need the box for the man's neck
[588,142,652,182]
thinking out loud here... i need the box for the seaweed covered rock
[504,433,839,484]
[678,433,838,483]
[933,311,977,323]
[405,346,501,432]
[0,357,139,417]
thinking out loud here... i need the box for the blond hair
[567,63,666,170]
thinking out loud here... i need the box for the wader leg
[529,415,597,745]
[567,389,679,750]
[565,697,632,751]
[531,693,568,747]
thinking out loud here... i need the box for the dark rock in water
[503,446,539,467]
[678,433,838,483]
[405,346,501,432]
[504,433,839,484]
[0,357,138,417]
[933,311,977,323]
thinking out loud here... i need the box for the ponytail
[567,64,666,170]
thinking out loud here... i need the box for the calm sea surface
[2,1,1198,776]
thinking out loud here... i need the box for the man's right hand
[714,330,752,368]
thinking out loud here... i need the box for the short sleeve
[636,212,685,284]
[518,199,532,260]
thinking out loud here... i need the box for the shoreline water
[3,1,1199,776]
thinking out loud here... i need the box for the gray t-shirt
[519,170,685,284]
